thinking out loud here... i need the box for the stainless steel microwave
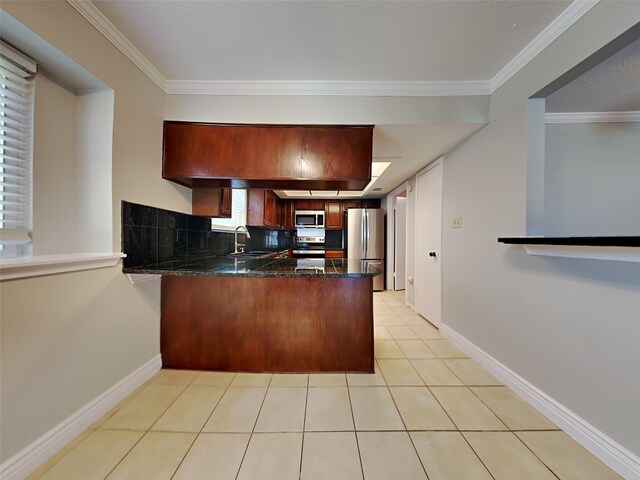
[295,210,325,228]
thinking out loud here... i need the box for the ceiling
[93,0,569,85]
[546,37,640,113]
[78,1,586,197]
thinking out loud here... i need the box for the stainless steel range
[293,229,325,258]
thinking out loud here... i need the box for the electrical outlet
[452,216,462,229]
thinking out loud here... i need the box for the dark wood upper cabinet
[325,201,343,230]
[341,199,380,213]
[264,190,278,227]
[192,187,232,217]
[295,199,325,210]
[221,188,232,216]
[300,127,372,187]
[247,189,266,227]
[163,122,373,190]
[342,200,361,212]
[361,199,381,209]
[282,201,295,229]
[247,189,282,228]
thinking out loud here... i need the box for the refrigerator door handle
[364,210,368,259]
[361,211,366,257]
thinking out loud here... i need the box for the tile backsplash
[122,201,294,268]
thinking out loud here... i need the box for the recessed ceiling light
[283,190,311,196]
[372,161,391,177]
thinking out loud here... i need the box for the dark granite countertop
[497,236,640,247]
[123,255,381,278]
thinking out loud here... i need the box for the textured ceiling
[546,37,640,113]
[93,0,569,82]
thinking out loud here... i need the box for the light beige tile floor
[28,291,621,480]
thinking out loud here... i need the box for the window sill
[0,253,125,281]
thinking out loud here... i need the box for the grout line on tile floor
[168,373,237,480]
[298,377,310,480]
[513,432,563,480]
[102,375,195,480]
[101,429,148,480]
[466,383,557,432]
[345,376,366,480]
[380,367,432,479]
[168,432,199,480]
[458,430,498,480]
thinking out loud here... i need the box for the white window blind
[211,189,247,231]
[0,42,36,255]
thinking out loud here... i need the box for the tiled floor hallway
[28,291,621,479]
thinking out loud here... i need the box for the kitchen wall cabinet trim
[0,253,125,281]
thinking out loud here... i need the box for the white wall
[31,73,78,254]
[31,73,115,255]
[544,122,640,236]
[76,89,115,252]
[165,94,489,125]
[0,1,190,463]
[441,1,640,458]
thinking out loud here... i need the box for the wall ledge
[440,324,640,480]
[498,237,640,262]
[545,111,640,124]
[0,355,161,480]
[0,253,125,281]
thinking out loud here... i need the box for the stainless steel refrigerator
[346,208,385,291]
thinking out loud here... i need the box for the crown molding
[164,80,490,96]
[68,0,599,98]
[66,0,166,92]
[490,0,600,94]
[545,111,640,124]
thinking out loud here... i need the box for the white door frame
[415,157,443,327]
[393,195,407,291]
[385,182,409,292]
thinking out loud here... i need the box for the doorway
[415,159,443,328]
[393,193,407,291]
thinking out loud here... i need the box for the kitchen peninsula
[124,121,379,373]
[124,256,378,373]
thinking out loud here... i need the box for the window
[211,189,247,231]
[0,42,36,257]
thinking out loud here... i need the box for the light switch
[452,216,462,229]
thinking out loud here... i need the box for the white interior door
[415,160,443,327]
[394,196,407,290]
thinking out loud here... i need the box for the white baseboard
[0,355,162,480]
[440,324,640,480]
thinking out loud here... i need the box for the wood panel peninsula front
[124,257,379,373]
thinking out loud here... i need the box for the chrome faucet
[234,225,251,254]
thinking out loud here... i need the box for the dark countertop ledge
[123,256,381,278]
[498,236,640,247]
